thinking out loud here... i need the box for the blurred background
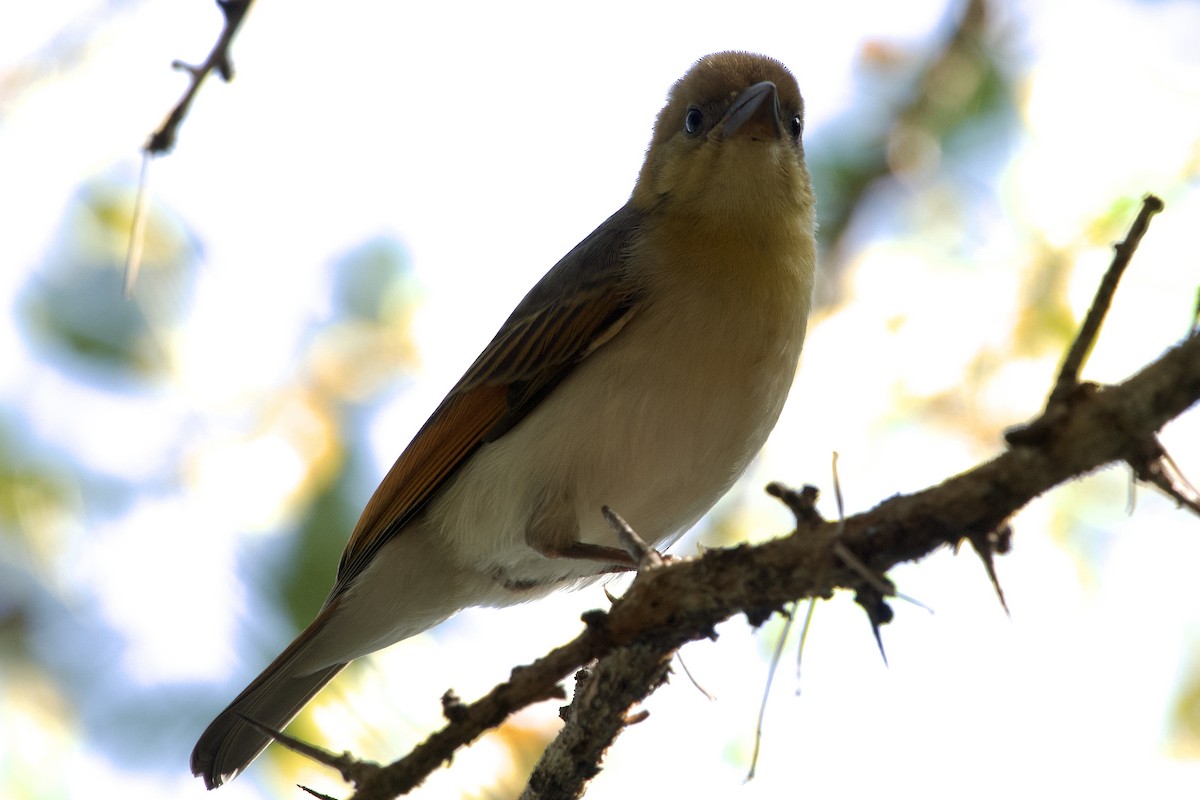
[3,0,1200,797]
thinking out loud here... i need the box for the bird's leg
[534,541,637,572]
[526,492,642,572]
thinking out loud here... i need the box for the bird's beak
[721,81,782,141]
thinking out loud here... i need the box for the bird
[191,50,817,788]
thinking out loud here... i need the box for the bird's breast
[428,237,814,599]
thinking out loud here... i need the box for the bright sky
[3,1,1200,799]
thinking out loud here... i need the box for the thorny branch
[144,0,253,156]
[126,0,252,295]
[243,195,1200,799]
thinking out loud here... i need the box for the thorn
[832,541,894,597]
[215,54,235,82]
[1130,437,1200,516]
[831,451,845,525]
[123,152,153,297]
[893,591,935,615]
[297,785,339,800]
[964,524,1013,616]
[853,584,894,665]
[1126,466,1140,515]
[675,651,716,701]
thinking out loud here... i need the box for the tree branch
[145,0,254,156]
[300,196,1200,798]
[1047,194,1165,405]
[519,647,672,800]
[125,0,253,296]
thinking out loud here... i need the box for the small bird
[192,50,817,788]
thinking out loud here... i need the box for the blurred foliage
[466,719,559,800]
[0,420,77,567]
[2,170,423,793]
[310,237,421,402]
[281,464,360,628]
[809,0,1017,296]
[331,236,415,324]
[18,181,200,380]
[279,236,421,624]
[1011,245,1079,357]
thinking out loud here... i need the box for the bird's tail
[190,619,347,789]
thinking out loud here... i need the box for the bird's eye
[790,114,803,140]
[684,106,703,135]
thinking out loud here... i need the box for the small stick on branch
[1007,194,1165,447]
[603,506,664,570]
[236,713,381,787]
[1046,194,1165,406]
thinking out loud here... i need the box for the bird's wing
[332,204,645,591]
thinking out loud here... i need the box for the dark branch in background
[124,0,253,296]
[811,0,997,279]
[144,0,253,156]
[261,195,1200,799]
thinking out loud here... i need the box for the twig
[832,541,895,597]
[764,482,824,527]
[746,603,794,781]
[125,0,253,295]
[673,651,715,701]
[1129,438,1200,516]
[1006,195,1199,521]
[348,644,578,799]
[145,0,254,156]
[236,713,381,787]
[1047,194,1164,405]
[795,598,818,686]
[122,153,153,297]
[963,524,1013,615]
[603,505,664,570]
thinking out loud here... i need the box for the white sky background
[3,0,1200,798]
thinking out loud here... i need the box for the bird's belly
[425,291,806,600]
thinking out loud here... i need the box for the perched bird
[192,50,817,788]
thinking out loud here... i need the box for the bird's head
[633,52,814,227]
